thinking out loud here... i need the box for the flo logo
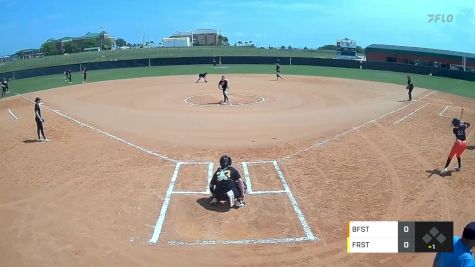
[428,14,454,23]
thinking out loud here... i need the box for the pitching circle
[184,94,265,107]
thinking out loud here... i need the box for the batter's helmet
[452,118,461,126]
[219,155,232,169]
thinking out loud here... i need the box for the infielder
[218,75,229,103]
[406,76,414,101]
[196,72,208,83]
[209,155,246,208]
[441,118,470,174]
[34,97,49,142]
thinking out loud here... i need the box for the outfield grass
[0,47,335,73]
[5,64,475,99]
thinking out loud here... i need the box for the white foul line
[168,237,310,246]
[282,90,436,160]
[418,90,437,101]
[8,109,18,119]
[272,161,317,241]
[393,103,430,125]
[17,94,177,163]
[149,162,182,244]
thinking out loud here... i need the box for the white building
[162,37,191,48]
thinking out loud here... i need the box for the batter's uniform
[218,79,229,102]
[209,166,244,201]
[448,122,470,159]
[442,119,470,173]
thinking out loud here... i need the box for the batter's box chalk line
[148,160,318,246]
[439,105,463,118]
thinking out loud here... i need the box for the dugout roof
[366,44,475,60]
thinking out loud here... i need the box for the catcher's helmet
[219,155,232,169]
[452,118,461,126]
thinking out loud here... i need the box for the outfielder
[209,155,246,208]
[276,62,283,80]
[82,67,87,83]
[218,75,229,103]
[1,78,7,97]
[66,68,72,84]
[441,118,470,174]
[2,78,9,93]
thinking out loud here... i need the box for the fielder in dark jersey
[67,68,72,83]
[209,155,246,207]
[2,78,8,93]
[196,72,207,83]
[82,67,87,83]
[1,78,7,97]
[441,118,470,174]
[407,76,414,101]
[218,76,229,103]
[276,62,283,80]
[34,97,49,142]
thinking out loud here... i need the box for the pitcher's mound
[185,94,265,106]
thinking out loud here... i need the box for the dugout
[365,44,475,72]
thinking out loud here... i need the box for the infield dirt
[0,74,474,266]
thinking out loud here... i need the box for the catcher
[441,118,470,174]
[209,155,246,208]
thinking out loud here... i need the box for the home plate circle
[184,94,265,107]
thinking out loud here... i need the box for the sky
[0,0,474,55]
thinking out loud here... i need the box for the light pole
[100,26,103,51]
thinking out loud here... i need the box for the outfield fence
[0,47,335,73]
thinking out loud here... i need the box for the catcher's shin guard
[226,190,235,207]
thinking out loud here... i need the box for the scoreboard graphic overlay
[347,221,453,253]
